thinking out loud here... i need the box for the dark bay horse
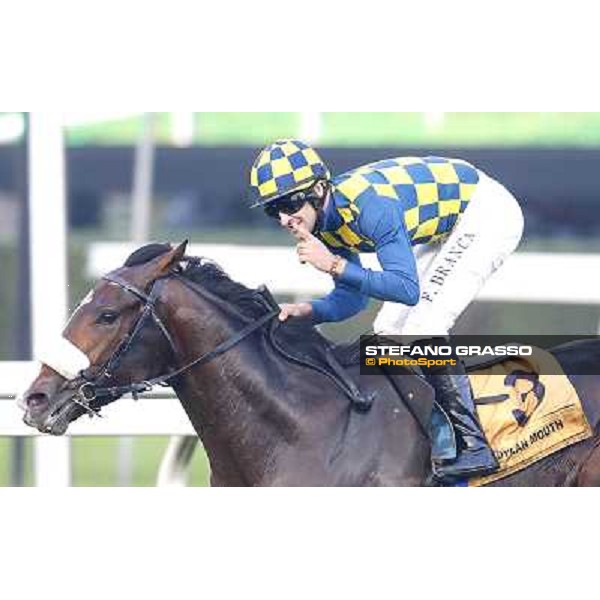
[19,242,600,486]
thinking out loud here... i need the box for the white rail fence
[88,244,600,305]
[2,244,600,486]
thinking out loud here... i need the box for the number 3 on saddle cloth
[376,344,591,485]
[463,348,592,486]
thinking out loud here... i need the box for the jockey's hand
[278,302,313,322]
[292,223,335,273]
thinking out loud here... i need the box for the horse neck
[159,279,303,486]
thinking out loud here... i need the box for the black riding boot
[416,339,499,482]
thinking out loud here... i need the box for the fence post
[29,113,71,486]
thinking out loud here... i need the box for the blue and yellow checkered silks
[249,139,331,207]
[321,156,480,249]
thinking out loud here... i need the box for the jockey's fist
[292,223,335,273]
[278,302,313,322]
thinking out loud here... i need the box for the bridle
[71,267,280,417]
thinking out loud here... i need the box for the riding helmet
[249,139,330,208]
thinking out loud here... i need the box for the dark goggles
[263,186,317,220]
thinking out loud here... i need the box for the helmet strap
[309,179,329,211]
[309,180,330,234]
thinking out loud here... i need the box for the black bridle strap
[90,308,278,401]
[103,273,151,303]
[87,272,279,401]
[143,307,278,385]
[92,275,170,382]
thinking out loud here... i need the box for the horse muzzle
[20,373,81,435]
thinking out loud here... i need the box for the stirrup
[432,446,499,483]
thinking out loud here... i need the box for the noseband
[73,270,279,416]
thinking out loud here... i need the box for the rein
[74,270,279,414]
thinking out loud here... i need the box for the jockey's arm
[335,195,420,305]
[310,249,369,323]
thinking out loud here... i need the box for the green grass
[65,113,301,146]
[255,111,600,146]
[193,112,301,145]
[0,437,211,487]
[65,114,174,144]
[0,438,30,486]
[71,436,211,487]
[321,112,600,147]
[58,112,600,147]
[0,245,17,359]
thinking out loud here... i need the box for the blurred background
[1,111,599,486]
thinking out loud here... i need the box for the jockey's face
[278,201,318,233]
[277,181,329,234]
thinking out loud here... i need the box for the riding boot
[415,338,499,482]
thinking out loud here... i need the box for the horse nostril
[26,392,49,410]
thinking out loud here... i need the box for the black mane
[182,259,268,319]
[124,243,277,320]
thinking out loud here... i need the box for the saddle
[331,335,456,461]
[331,334,434,433]
[272,328,456,462]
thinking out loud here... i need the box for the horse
[19,241,600,486]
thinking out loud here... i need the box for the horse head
[20,241,188,435]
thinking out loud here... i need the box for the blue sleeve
[336,194,420,306]
[310,248,369,324]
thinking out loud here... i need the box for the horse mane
[123,243,340,387]
[181,259,268,319]
[123,243,304,324]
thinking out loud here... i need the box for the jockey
[249,139,524,482]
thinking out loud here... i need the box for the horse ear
[173,240,188,261]
[155,240,188,274]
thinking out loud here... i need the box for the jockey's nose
[279,213,291,227]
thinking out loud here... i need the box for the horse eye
[96,310,119,325]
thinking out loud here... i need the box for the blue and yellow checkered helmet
[249,139,330,207]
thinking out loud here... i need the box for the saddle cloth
[467,348,592,486]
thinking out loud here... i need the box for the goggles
[263,186,318,220]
